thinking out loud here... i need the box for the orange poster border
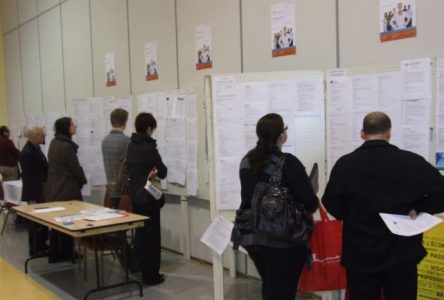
[380,28,416,42]
[145,74,159,81]
[272,47,296,58]
[196,62,212,70]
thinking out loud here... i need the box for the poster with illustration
[145,42,159,81]
[105,52,116,87]
[380,0,416,42]
[195,24,212,70]
[271,0,296,57]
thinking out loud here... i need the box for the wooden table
[14,200,149,300]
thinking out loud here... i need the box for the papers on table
[80,208,127,221]
[380,213,442,237]
[32,207,66,213]
[200,216,234,255]
[54,214,85,223]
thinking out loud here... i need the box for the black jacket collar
[130,132,157,146]
[55,134,79,150]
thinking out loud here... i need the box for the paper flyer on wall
[380,0,416,42]
[145,42,159,81]
[271,0,296,57]
[195,24,212,70]
[105,52,116,87]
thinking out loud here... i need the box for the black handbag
[251,155,313,244]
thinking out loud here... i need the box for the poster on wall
[145,42,159,81]
[271,0,296,57]
[380,0,416,42]
[105,52,116,87]
[195,24,212,70]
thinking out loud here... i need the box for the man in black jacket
[19,127,48,256]
[323,112,444,300]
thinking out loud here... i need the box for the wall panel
[128,0,178,95]
[39,7,64,111]
[19,19,42,115]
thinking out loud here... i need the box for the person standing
[45,117,87,262]
[19,127,48,256]
[101,108,130,209]
[323,112,444,300]
[0,126,20,181]
[233,113,319,300]
[126,112,167,285]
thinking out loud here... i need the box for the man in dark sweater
[323,112,444,300]
[19,127,48,255]
[0,126,20,181]
[102,108,130,208]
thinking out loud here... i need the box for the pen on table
[34,207,49,210]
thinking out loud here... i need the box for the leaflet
[380,212,442,237]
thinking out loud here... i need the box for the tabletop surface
[13,200,148,237]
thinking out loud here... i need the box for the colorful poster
[271,0,296,57]
[380,0,416,42]
[144,42,159,81]
[195,24,212,70]
[418,219,444,299]
[105,52,116,87]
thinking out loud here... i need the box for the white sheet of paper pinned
[200,216,234,255]
[380,213,442,236]
[32,207,66,213]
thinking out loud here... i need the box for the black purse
[251,155,313,244]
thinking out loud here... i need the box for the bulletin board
[205,70,326,219]
[204,70,326,300]
[326,58,435,175]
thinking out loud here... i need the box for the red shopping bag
[298,206,347,292]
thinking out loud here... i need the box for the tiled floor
[0,215,320,300]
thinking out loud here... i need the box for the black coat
[45,134,87,201]
[19,141,48,203]
[322,140,444,273]
[126,133,167,207]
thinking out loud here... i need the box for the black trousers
[28,221,48,256]
[347,260,418,300]
[246,245,307,300]
[48,230,74,262]
[133,202,161,282]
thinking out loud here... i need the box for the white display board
[326,57,433,174]
[137,89,199,196]
[72,96,133,186]
[209,71,325,211]
[205,70,326,300]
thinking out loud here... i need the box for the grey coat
[45,134,87,201]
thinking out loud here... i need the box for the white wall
[2,0,443,270]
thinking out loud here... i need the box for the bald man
[19,127,48,256]
[323,112,444,300]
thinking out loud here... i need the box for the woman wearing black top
[126,112,167,285]
[238,113,318,300]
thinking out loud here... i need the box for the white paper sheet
[33,207,66,213]
[401,58,432,100]
[200,216,234,255]
[380,213,442,236]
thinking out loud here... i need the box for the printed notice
[200,216,234,255]
[145,42,159,81]
[105,52,116,87]
[380,0,416,42]
[195,24,212,70]
[380,213,442,237]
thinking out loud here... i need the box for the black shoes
[143,273,165,286]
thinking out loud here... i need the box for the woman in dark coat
[46,117,87,262]
[235,113,319,300]
[126,112,167,285]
